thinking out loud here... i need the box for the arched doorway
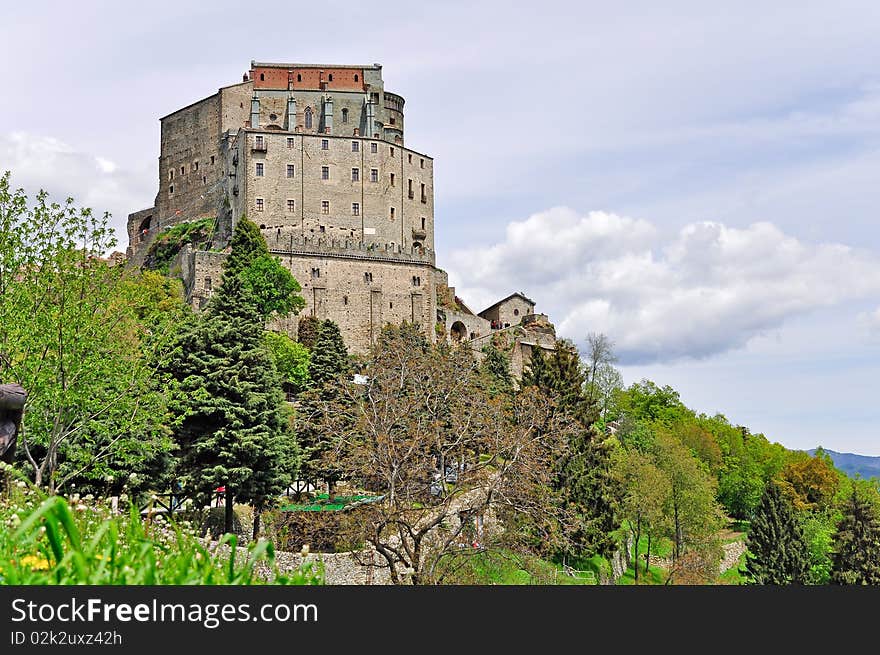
[450,321,466,343]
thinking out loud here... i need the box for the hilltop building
[126,61,555,371]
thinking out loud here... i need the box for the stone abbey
[126,61,555,372]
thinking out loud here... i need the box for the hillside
[809,448,880,480]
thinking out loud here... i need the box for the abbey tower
[127,61,555,367]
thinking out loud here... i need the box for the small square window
[255,162,264,177]
[319,225,326,233]
[351,168,359,182]
[370,142,378,153]
[255,198,264,211]
[321,166,329,180]
[352,202,360,216]
[287,137,295,148]
[287,164,295,178]
[287,199,295,212]
[321,200,329,214]
[351,141,359,152]
[321,139,329,150]
[370,168,378,183]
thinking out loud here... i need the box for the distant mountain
[808,448,880,480]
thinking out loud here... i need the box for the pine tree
[308,319,350,386]
[745,482,810,584]
[830,489,880,585]
[480,342,513,397]
[521,343,549,389]
[222,216,269,278]
[297,315,321,350]
[164,253,294,536]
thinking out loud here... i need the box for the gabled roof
[478,292,536,317]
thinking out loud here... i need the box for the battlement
[265,232,435,265]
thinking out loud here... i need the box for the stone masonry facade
[127,61,556,366]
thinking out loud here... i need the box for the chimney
[286,95,297,132]
[250,93,260,129]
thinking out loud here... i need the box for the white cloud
[0,132,154,247]
[446,208,880,364]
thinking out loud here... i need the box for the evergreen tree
[308,319,350,385]
[297,315,321,350]
[745,482,810,584]
[222,216,269,278]
[521,343,549,389]
[480,341,513,397]
[830,489,880,585]
[164,254,294,536]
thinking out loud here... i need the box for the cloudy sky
[3,1,880,454]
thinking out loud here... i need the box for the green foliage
[0,172,178,492]
[802,510,835,584]
[264,331,311,395]
[143,217,215,274]
[238,254,306,320]
[222,216,268,278]
[308,320,350,386]
[163,257,295,532]
[479,342,513,396]
[0,486,320,585]
[830,489,880,585]
[616,379,691,425]
[297,315,321,350]
[745,482,809,584]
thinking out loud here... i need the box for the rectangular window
[352,202,360,216]
[211,155,215,165]
[169,169,174,181]
[287,137,295,148]
[390,173,395,186]
[255,162,264,177]
[370,168,378,183]
[287,164,295,178]
[390,147,395,157]
[311,267,320,279]
[351,141,359,152]
[370,142,378,153]
[421,183,426,203]
[287,199,295,212]
[420,158,424,168]
[351,167,359,182]
[255,135,264,149]
[255,198,264,211]
[408,153,412,164]
[321,166,329,180]
[408,179,413,199]
[321,200,329,214]
[390,207,395,219]
[169,185,174,195]
[193,161,199,172]
[364,272,373,283]
[321,139,329,150]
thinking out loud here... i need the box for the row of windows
[259,72,359,83]
[169,155,216,181]
[253,199,426,228]
[254,164,425,194]
[281,136,425,167]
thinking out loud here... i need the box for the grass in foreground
[0,475,321,585]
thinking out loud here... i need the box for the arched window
[304,107,313,129]
[297,74,302,82]
[328,73,333,82]
[354,74,359,82]
[342,108,349,123]
[260,73,265,81]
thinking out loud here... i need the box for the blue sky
[2,1,880,454]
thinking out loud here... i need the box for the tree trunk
[252,506,261,542]
[633,516,641,584]
[645,532,652,574]
[224,484,234,535]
